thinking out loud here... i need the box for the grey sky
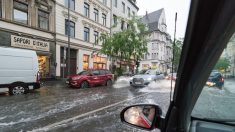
[137,0,191,39]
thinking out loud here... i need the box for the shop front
[83,54,90,70]
[93,55,107,69]
[60,47,77,78]
[10,34,56,79]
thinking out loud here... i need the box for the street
[0,78,234,132]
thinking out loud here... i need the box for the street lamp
[67,0,71,76]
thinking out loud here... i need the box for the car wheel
[9,83,28,95]
[81,81,89,89]
[106,79,112,86]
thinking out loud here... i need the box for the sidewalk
[224,79,235,93]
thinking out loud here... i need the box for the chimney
[146,11,149,20]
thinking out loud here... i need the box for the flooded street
[0,78,234,131]
[0,78,172,132]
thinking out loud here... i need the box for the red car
[66,69,114,88]
[165,73,177,80]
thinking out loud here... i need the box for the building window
[102,13,106,26]
[38,10,49,30]
[127,23,129,29]
[103,0,107,5]
[65,19,75,37]
[65,0,75,10]
[122,2,125,13]
[13,0,28,24]
[84,27,90,42]
[94,8,99,22]
[154,53,156,59]
[94,31,99,44]
[113,0,117,7]
[0,0,2,18]
[84,2,90,18]
[93,56,107,69]
[113,14,117,25]
[83,54,89,70]
[127,7,130,17]
[145,54,147,60]
[132,11,135,16]
[121,20,125,30]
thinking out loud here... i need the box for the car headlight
[72,77,81,80]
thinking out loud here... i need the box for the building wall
[55,0,111,77]
[111,0,138,33]
[140,10,172,73]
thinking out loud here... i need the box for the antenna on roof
[170,12,177,103]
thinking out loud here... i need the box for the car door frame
[163,0,235,131]
[90,70,101,86]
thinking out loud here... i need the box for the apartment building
[55,0,111,78]
[140,8,172,73]
[110,0,139,72]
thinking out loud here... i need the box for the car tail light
[220,77,224,82]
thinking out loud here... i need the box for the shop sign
[11,35,50,52]
[142,64,149,69]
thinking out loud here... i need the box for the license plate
[66,81,69,84]
[135,82,141,84]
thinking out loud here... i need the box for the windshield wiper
[203,118,235,123]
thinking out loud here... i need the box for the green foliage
[215,57,230,70]
[97,17,148,64]
[172,39,183,71]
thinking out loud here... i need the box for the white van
[0,47,40,95]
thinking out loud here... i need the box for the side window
[105,70,111,74]
[100,70,106,75]
[92,70,100,75]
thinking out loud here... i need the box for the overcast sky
[136,0,191,39]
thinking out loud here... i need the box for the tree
[97,17,148,75]
[214,57,230,71]
[172,39,183,72]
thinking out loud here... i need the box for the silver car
[130,69,164,87]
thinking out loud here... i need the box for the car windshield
[0,0,190,131]
[210,72,218,77]
[192,33,235,123]
[144,70,157,75]
[78,71,89,75]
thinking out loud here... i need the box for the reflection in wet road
[0,79,173,131]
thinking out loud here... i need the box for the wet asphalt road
[0,78,235,132]
[0,79,172,132]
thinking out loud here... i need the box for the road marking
[31,93,150,132]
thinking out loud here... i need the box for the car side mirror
[120,104,164,131]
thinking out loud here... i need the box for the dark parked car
[66,69,114,88]
[206,72,224,89]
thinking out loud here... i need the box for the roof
[127,0,139,10]
[140,8,164,32]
